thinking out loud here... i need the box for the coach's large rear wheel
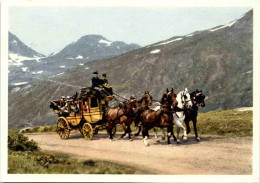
[82,123,93,140]
[56,117,70,139]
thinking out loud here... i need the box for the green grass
[195,109,252,136]
[8,150,147,174]
[8,130,148,174]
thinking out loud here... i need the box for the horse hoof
[144,143,149,147]
[177,139,180,144]
[130,139,133,141]
[162,137,165,140]
[197,137,200,142]
[111,139,115,141]
[144,141,149,147]
[183,136,188,142]
[156,139,160,143]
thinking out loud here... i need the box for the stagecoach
[50,87,116,140]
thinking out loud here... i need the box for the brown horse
[140,88,178,146]
[105,97,138,140]
[121,91,153,139]
[184,89,206,141]
[132,91,153,136]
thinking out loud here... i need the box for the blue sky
[9,7,251,56]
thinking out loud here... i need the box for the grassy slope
[8,131,148,174]
[196,109,252,136]
[8,150,147,174]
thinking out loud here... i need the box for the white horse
[173,88,193,143]
[153,88,193,143]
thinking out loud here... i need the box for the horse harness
[172,92,190,119]
[108,103,136,123]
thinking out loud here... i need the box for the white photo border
[1,0,259,182]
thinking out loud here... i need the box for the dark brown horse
[121,91,153,139]
[140,88,178,146]
[184,89,206,141]
[105,97,138,140]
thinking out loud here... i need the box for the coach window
[91,97,98,108]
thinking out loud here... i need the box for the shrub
[8,131,39,151]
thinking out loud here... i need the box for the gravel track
[26,131,252,175]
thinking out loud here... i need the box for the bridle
[181,92,191,108]
[160,92,176,113]
[191,92,205,107]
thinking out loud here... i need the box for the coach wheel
[82,123,93,140]
[56,117,70,140]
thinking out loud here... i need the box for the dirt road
[26,131,252,174]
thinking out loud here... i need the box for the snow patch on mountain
[246,70,253,74]
[75,55,83,59]
[57,72,64,76]
[150,49,161,54]
[155,38,183,46]
[209,20,238,32]
[12,82,28,86]
[99,39,112,46]
[22,67,28,72]
[9,53,43,66]
[37,71,43,74]
[186,34,193,37]
[60,66,66,68]
[9,53,34,62]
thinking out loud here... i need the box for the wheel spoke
[56,117,70,139]
[82,123,93,140]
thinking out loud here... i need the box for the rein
[113,92,129,101]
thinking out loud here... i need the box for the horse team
[105,88,206,146]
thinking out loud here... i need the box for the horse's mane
[190,91,198,97]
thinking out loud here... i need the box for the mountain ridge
[8,10,253,129]
[8,33,141,89]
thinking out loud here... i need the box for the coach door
[84,96,102,123]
